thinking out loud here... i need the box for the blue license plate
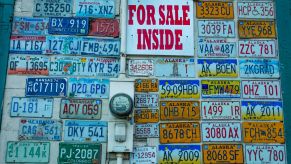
[10,36,46,54]
[80,37,120,56]
[75,0,115,18]
[33,0,73,17]
[25,78,67,97]
[239,59,280,78]
[46,36,81,55]
[12,17,48,35]
[48,17,89,35]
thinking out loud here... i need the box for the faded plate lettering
[155,58,195,78]
[46,36,81,54]
[134,93,159,108]
[201,80,240,98]
[196,1,234,19]
[198,20,235,37]
[75,0,115,18]
[131,146,157,164]
[12,17,48,35]
[80,37,120,56]
[198,38,236,58]
[238,2,275,19]
[159,80,200,99]
[48,17,89,35]
[10,36,45,54]
[242,80,281,99]
[128,59,154,76]
[134,109,159,123]
[245,145,286,164]
[238,20,276,38]
[198,59,238,78]
[239,40,276,58]
[242,101,283,121]
[89,19,119,37]
[135,79,158,92]
[240,59,279,78]
[135,123,159,138]
[33,0,72,17]
[201,101,241,120]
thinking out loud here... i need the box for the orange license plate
[196,1,234,19]
[238,20,276,38]
[134,109,159,123]
[135,79,158,92]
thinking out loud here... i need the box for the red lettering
[128,5,136,25]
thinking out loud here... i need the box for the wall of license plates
[0,0,286,163]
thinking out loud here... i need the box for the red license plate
[89,19,119,37]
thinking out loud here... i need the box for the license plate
[131,146,157,164]
[158,145,201,164]
[46,36,81,54]
[202,122,241,142]
[6,141,50,163]
[59,143,101,164]
[155,58,195,78]
[64,120,108,142]
[203,144,243,163]
[89,19,119,37]
[159,122,200,143]
[75,0,115,18]
[12,17,48,35]
[128,59,154,76]
[198,20,235,37]
[238,20,276,38]
[159,80,200,99]
[243,122,285,143]
[49,56,120,77]
[198,59,238,78]
[8,55,49,75]
[68,78,109,98]
[80,37,120,56]
[60,99,102,119]
[134,93,159,108]
[245,145,286,164]
[33,0,72,17]
[196,1,234,19]
[160,101,200,121]
[135,79,158,92]
[134,109,159,123]
[25,78,67,97]
[239,40,276,57]
[201,101,241,120]
[18,119,62,141]
[242,80,281,99]
[10,97,53,118]
[201,80,240,98]
[197,38,236,58]
[242,101,283,121]
[135,123,159,138]
[238,2,275,19]
[10,36,45,54]
[240,59,280,78]
[48,17,89,35]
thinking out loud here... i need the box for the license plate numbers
[25,78,67,97]
[80,37,120,56]
[196,2,234,19]
[46,36,81,54]
[243,122,285,143]
[68,78,109,98]
[203,144,243,163]
[238,2,275,19]
[6,141,50,163]
[159,122,200,143]
[60,99,102,119]
[160,101,200,121]
[240,59,279,78]
[242,80,281,99]
[159,80,200,99]
[238,20,276,38]
[134,93,159,108]
[134,109,159,123]
[18,119,62,141]
[12,17,48,35]
[201,80,240,98]
[89,19,119,37]
[198,20,235,37]
[135,79,158,92]
[48,17,89,35]
[33,0,72,17]
[128,59,154,76]
[75,0,115,18]
[202,122,242,142]
[10,36,45,54]
[201,101,241,120]
[239,40,276,57]
[10,97,53,118]
[198,59,238,77]
[197,38,236,58]
[64,120,108,142]
[245,145,286,164]
[132,147,157,164]
[135,123,159,138]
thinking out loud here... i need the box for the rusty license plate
[134,109,159,123]
[135,79,158,92]
[196,1,234,19]
[238,20,276,38]
[89,19,119,37]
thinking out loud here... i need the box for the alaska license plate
[159,122,200,143]
[12,17,48,35]
[48,17,89,35]
[134,93,159,108]
[10,97,53,118]
[135,79,158,92]
[241,101,283,121]
[60,99,102,119]
[10,36,45,54]
[239,40,276,58]
[242,80,281,99]
[160,101,200,121]
[89,18,119,37]
[201,101,241,120]
[240,59,279,78]
[238,20,276,38]
[131,146,157,164]
[198,20,235,37]
[134,109,159,123]
[159,80,200,99]
[238,2,275,19]
[201,80,240,98]
[245,145,286,164]
[196,1,234,19]
[202,122,241,142]
[135,123,159,138]
[64,120,108,142]
[197,38,236,58]
[8,55,49,75]
[75,0,115,18]
[128,59,154,76]
[198,59,238,78]
[33,0,72,17]
[18,119,62,141]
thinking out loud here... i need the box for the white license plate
[128,59,154,76]
[202,122,241,142]
[240,59,279,78]
[11,97,53,118]
[198,59,238,78]
[242,80,281,99]
[239,40,276,58]
[33,0,73,17]
[134,93,159,108]
[198,20,235,37]
[238,2,275,19]
[197,38,236,58]
[131,147,157,164]
[201,101,241,120]
[135,124,159,138]
[245,145,286,164]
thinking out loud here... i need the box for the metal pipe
[116,153,123,164]
[120,0,128,76]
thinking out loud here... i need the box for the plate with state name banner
[75,0,115,18]
[198,59,238,78]
[198,20,235,38]
[238,1,275,19]
[12,17,48,35]
[135,79,158,92]
[135,123,159,138]
[242,80,281,99]
[48,17,89,35]
[10,36,46,54]
[201,80,240,98]
[131,146,157,164]
[201,101,241,120]
[239,40,277,58]
[197,38,236,58]
[159,80,200,99]
[238,20,276,38]
[239,59,279,78]
[134,109,159,123]
[134,93,159,108]
[196,1,234,19]
[33,0,73,17]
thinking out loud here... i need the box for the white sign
[127,0,194,56]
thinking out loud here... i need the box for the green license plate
[58,143,101,164]
[6,141,50,163]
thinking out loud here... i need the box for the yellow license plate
[238,20,276,38]
[159,122,201,143]
[201,80,240,98]
[134,109,159,123]
[203,144,243,164]
[196,1,234,19]
[243,122,285,143]
[160,101,200,121]
[135,79,158,92]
